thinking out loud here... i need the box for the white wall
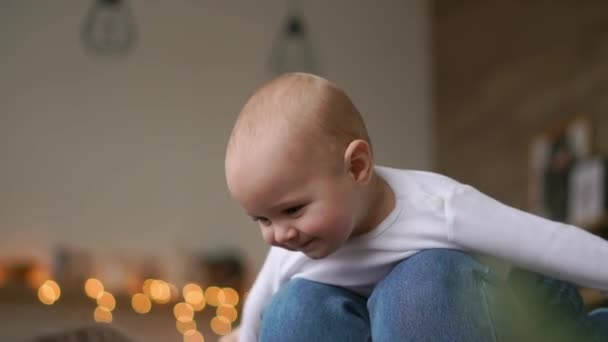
[0,0,431,271]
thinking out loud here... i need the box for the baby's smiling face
[225,136,359,259]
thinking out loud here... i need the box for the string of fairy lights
[33,274,240,342]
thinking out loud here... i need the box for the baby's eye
[284,205,304,215]
[252,216,271,226]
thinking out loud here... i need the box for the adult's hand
[219,326,240,342]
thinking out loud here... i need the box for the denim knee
[588,307,608,338]
[260,278,370,342]
[368,249,528,341]
[369,249,493,306]
[589,307,608,323]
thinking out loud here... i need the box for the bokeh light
[150,280,171,304]
[37,281,58,305]
[222,287,239,306]
[216,304,238,322]
[210,316,231,336]
[204,286,225,307]
[183,330,204,342]
[176,319,197,335]
[173,302,194,323]
[142,278,154,297]
[97,291,116,311]
[45,280,61,299]
[131,293,152,314]
[183,283,203,301]
[190,296,206,312]
[84,278,104,299]
[183,283,206,311]
[94,306,113,323]
[169,282,180,302]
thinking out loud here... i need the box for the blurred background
[0,0,607,341]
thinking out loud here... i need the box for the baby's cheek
[260,227,275,245]
[306,209,351,237]
[302,218,327,236]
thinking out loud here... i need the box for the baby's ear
[343,139,373,185]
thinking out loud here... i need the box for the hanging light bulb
[81,0,137,56]
[269,1,320,75]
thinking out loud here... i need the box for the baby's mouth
[281,238,316,252]
[298,238,315,250]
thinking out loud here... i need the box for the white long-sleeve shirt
[238,166,608,341]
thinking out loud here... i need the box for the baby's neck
[352,172,395,236]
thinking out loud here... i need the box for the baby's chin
[302,245,338,260]
[303,251,325,260]
[274,240,340,259]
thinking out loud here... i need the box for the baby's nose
[274,224,298,244]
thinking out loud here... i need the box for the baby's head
[225,73,382,259]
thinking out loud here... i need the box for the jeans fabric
[259,249,608,341]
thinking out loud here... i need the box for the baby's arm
[446,185,608,291]
[231,248,280,342]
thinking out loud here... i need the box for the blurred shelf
[579,214,608,235]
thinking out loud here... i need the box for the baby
[223,72,608,341]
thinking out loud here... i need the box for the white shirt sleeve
[445,184,608,291]
[238,248,280,342]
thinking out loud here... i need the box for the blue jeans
[589,308,608,337]
[259,249,608,341]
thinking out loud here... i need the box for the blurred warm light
[97,291,117,311]
[38,285,54,305]
[216,304,238,322]
[142,278,154,297]
[84,278,104,299]
[94,306,113,323]
[183,283,203,301]
[169,282,180,302]
[0,264,7,286]
[204,286,225,307]
[222,287,239,306]
[210,316,232,336]
[183,283,202,297]
[38,280,60,305]
[176,319,197,335]
[150,280,171,304]
[183,283,206,311]
[190,298,206,312]
[26,266,50,289]
[173,302,194,323]
[131,293,152,314]
[46,280,61,298]
[183,330,205,342]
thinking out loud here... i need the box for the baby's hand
[219,326,240,342]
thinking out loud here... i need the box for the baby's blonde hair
[227,73,371,168]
